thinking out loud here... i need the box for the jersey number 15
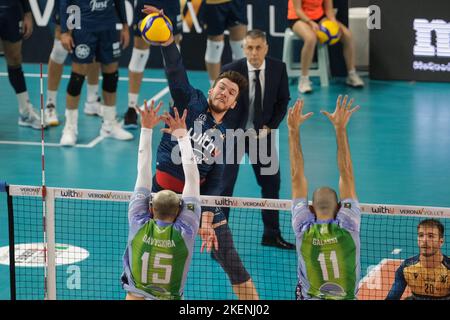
[141,252,173,285]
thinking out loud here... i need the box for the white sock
[348,69,356,75]
[209,79,214,87]
[102,105,116,122]
[46,90,57,107]
[17,92,30,114]
[87,84,99,103]
[65,109,78,127]
[128,93,138,108]
[300,75,310,82]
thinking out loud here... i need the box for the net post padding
[45,188,56,300]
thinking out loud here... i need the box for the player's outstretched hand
[135,100,162,129]
[321,95,360,130]
[198,212,219,253]
[161,107,188,139]
[287,99,314,131]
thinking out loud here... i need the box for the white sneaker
[44,103,59,126]
[84,99,102,117]
[100,120,133,140]
[346,72,364,87]
[18,105,43,130]
[298,77,313,94]
[60,124,78,146]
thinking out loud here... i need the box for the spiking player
[288,96,361,300]
[143,5,258,299]
[121,101,201,300]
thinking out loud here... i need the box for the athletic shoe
[60,124,78,146]
[298,77,313,94]
[101,120,133,140]
[84,97,102,117]
[44,103,59,126]
[123,107,138,129]
[18,105,43,130]
[346,72,365,88]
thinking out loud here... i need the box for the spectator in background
[288,0,364,94]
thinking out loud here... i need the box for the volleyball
[139,13,173,44]
[316,20,341,45]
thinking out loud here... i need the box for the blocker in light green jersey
[292,198,361,300]
[122,187,201,300]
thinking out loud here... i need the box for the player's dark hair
[213,71,248,100]
[418,219,444,238]
[246,29,267,42]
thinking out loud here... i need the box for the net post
[45,188,57,300]
[4,184,17,300]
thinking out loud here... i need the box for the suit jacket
[222,56,290,130]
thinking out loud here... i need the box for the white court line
[0,86,169,148]
[138,86,171,110]
[0,72,167,83]
[0,137,102,148]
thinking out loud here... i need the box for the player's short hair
[152,190,181,221]
[418,219,445,238]
[312,187,339,213]
[245,29,267,42]
[213,70,248,100]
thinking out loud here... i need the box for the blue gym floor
[0,58,449,299]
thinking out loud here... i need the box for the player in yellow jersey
[387,219,449,300]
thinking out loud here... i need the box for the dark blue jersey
[59,0,126,33]
[157,43,226,199]
[0,0,30,12]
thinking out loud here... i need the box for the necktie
[253,69,263,130]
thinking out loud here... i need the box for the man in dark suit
[221,29,294,249]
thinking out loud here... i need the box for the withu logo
[413,19,450,57]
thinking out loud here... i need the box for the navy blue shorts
[151,174,228,226]
[71,29,121,64]
[201,0,247,36]
[0,5,23,42]
[133,0,182,37]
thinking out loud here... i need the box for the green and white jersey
[122,187,201,300]
[292,198,361,300]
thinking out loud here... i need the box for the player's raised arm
[287,99,313,199]
[142,6,195,109]
[161,108,200,199]
[321,95,360,200]
[134,100,163,191]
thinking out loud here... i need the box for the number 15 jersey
[122,187,201,300]
[292,198,361,300]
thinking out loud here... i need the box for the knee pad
[128,48,150,73]
[102,71,118,93]
[67,72,85,97]
[205,39,225,64]
[50,39,68,64]
[212,223,251,285]
[7,65,26,94]
[229,40,245,61]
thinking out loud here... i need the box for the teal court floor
[0,58,449,299]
